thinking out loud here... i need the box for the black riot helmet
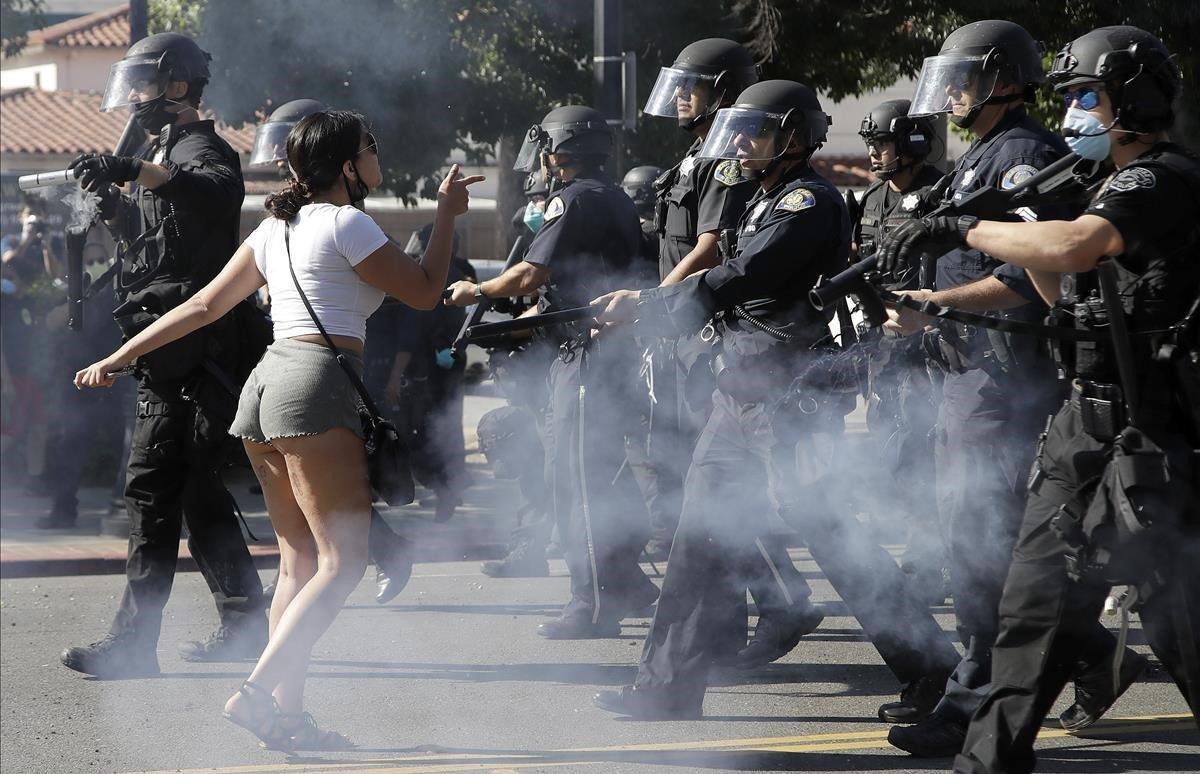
[621,165,664,219]
[1049,26,1181,134]
[251,98,327,166]
[100,32,211,113]
[523,169,550,199]
[859,99,935,178]
[643,38,760,130]
[698,80,830,170]
[909,20,1044,129]
[512,105,613,172]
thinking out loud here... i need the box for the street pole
[129,0,148,44]
[593,0,624,178]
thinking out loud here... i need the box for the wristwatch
[474,283,488,301]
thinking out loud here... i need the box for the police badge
[714,159,743,186]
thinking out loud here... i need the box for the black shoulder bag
[283,222,415,506]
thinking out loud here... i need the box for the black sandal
[277,711,354,750]
[222,681,292,751]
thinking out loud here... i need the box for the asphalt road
[1,551,1196,774]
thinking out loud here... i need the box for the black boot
[887,711,967,757]
[877,672,949,724]
[374,536,414,604]
[736,605,826,669]
[61,634,160,679]
[481,540,549,578]
[593,685,702,719]
[1060,650,1148,731]
[536,612,620,639]
[178,621,268,662]
[36,503,78,530]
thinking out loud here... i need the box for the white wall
[821,77,969,161]
[1,46,119,93]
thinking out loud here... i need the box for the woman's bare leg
[228,428,371,715]
[242,439,317,637]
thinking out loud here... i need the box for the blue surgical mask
[523,201,545,234]
[1061,106,1111,161]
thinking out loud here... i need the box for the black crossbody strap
[283,222,383,419]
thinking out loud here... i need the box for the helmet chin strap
[752,147,812,182]
[951,91,1023,129]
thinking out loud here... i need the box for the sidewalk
[0,394,518,578]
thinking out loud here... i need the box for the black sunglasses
[1060,86,1102,111]
[357,131,378,157]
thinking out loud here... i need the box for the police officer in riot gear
[879,20,1139,756]
[853,99,948,605]
[446,105,658,638]
[249,98,327,170]
[479,168,559,579]
[620,164,663,286]
[641,39,823,667]
[60,32,266,677]
[893,27,1197,771]
[591,81,961,719]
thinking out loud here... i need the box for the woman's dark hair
[265,109,368,220]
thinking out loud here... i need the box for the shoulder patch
[1000,164,1038,190]
[714,159,744,186]
[1108,166,1156,193]
[776,187,816,213]
[543,196,565,221]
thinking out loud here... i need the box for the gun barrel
[464,303,606,341]
[810,254,878,311]
[18,169,74,191]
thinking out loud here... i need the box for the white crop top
[245,203,388,342]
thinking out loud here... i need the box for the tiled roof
[0,87,256,157]
[812,154,873,188]
[26,3,130,49]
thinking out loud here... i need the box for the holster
[1074,379,1126,442]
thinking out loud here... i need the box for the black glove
[880,215,978,277]
[96,184,123,220]
[69,153,143,193]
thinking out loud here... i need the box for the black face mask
[133,96,178,134]
[342,159,370,208]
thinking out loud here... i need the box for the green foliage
[1,0,46,58]
[141,0,1200,204]
[148,0,204,36]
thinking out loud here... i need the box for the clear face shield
[697,106,794,162]
[249,121,295,166]
[99,57,170,112]
[908,54,998,120]
[642,67,716,120]
[513,125,550,172]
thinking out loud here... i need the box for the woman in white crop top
[75,110,483,750]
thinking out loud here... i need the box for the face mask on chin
[522,201,545,234]
[1061,106,1112,161]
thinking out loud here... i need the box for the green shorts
[229,339,365,444]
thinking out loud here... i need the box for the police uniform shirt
[937,108,1071,317]
[522,176,641,309]
[855,165,944,259]
[638,163,849,337]
[130,120,245,286]
[656,138,757,279]
[1080,142,1200,346]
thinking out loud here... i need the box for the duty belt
[136,399,189,418]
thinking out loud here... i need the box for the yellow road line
[136,712,1195,774]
